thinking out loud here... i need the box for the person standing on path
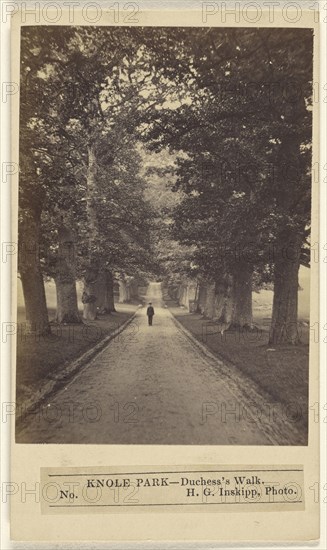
[146,302,155,326]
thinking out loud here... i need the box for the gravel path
[17,283,293,444]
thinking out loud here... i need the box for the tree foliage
[19,26,313,340]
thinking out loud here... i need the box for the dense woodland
[19,27,313,344]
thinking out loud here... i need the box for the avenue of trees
[19,27,313,344]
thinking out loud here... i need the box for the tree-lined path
[17,27,312,445]
[17,283,303,445]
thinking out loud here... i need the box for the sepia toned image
[15,24,314,448]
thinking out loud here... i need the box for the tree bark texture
[118,278,132,303]
[55,223,81,324]
[97,270,116,313]
[197,283,207,314]
[19,209,51,335]
[83,143,101,321]
[230,264,253,327]
[269,94,307,344]
[203,283,216,318]
[269,230,301,344]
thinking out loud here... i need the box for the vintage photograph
[15,25,313,446]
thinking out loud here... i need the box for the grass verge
[168,305,309,432]
[16,304,138,407]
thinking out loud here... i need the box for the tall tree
[19,27,80,331]
[142,27,313,340]
[19,27,160,322]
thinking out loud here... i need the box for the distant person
[146,302,155,326]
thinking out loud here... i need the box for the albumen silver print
[16,23,313,446]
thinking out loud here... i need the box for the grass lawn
[16,304,138,406]
[168,303,309,432]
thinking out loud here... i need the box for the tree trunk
[128,278,139,301]
[212,281,225,320]
[268,93,306,344]
[179,284,187,307]
[83,143,100,321]
[197,283,207,314]
[230,264,253,327]
[83,301,97,320]
[126,284,131,302]
[19,210,51,335]
[118,279,129,303]
[97,270,116,313]
[220,275,234,324]
[269,231,301,344]
[105,271,116,312]
[177,284,183,305]
[82,266,98,321]
[55,223,81,324]
[55,279,80,323]
[204,283,215,318]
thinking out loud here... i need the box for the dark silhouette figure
[147,303,155,326]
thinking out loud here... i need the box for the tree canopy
[19,26,313,341]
